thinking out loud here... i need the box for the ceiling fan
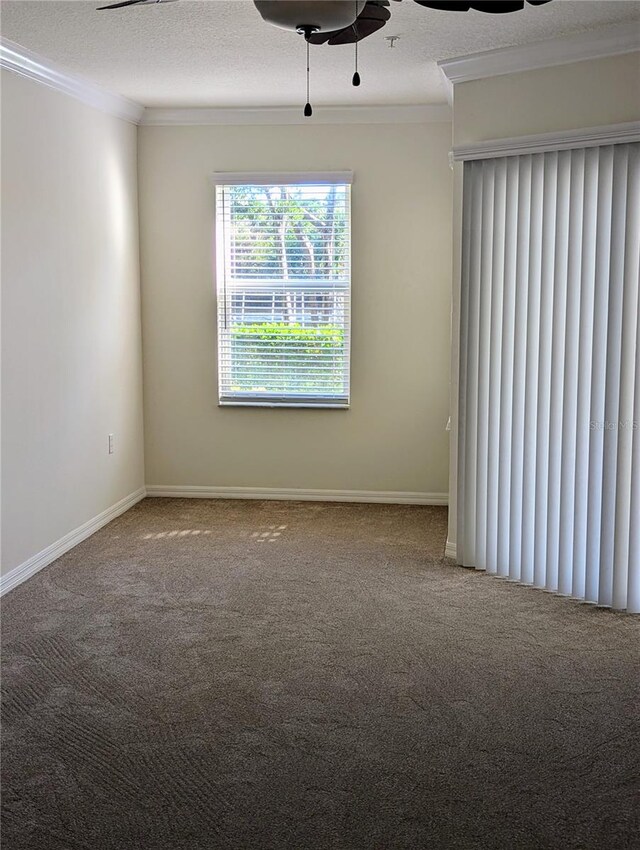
[96,0,553,113]
[97,0,553,22]
[256,0,553,45]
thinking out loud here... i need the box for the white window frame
[213,171,353,409]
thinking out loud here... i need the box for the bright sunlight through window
[215,172,352,408]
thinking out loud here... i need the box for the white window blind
[215,174,352,408]
[456,142,640,613]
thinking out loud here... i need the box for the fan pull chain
[304,39,312,117]
[352,41,361,86]
[351,0,360,86]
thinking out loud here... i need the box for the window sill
[219,401,350,410]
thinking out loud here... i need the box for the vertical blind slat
[486,158,507,575]
[457,162,474,565]
[558,149,585,595]
[598,146,629,606]
[533,152,558,589]
[546,150,572,593]
[572,146,599,600]
[509,156,532,582]
[496,158,519,577]
[521,154,544,585]
[475,162,495,572]
[612,144,640,610]
[463,162,483,566]
[585,146,614,602]
[627,280,640,614]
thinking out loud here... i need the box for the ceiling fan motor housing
[254,1,367,33]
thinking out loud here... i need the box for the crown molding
[141,104,452,126]
[439,66,454,107]
[438,22,640,88]
[0,37,144,124]
[0,40,449,127]
[452,120,640,162]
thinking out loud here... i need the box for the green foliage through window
[229,322,346,394]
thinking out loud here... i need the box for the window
[215,172,352,408]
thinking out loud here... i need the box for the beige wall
[447,51,640,550]
[1,70,145,575]
[138,122,452,496]
[453,52,640,146]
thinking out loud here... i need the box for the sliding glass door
[456,142,639,612]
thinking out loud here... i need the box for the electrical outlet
[108,434,114,454]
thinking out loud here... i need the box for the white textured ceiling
[1,0,639,107]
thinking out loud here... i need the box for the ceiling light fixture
[254,1,367,33]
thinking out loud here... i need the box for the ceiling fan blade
[307,1,391,45]
[415,0,552,10]
[97,0,146,8]
[97,0,150,9]
[97,0,177,9]
[469,1,525,11]
[413,2,471,10]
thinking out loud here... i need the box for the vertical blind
[457,143,640,612]
[215,174,352,407]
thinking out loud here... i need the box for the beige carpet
[2,498,639,849]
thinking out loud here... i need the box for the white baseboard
[0,487,147,596]
[445,539,457,559]
[145,485,448,506]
